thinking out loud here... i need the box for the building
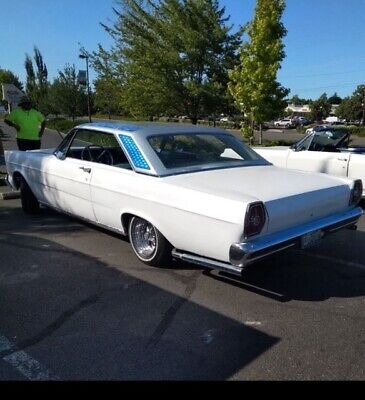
[285,103,339,117]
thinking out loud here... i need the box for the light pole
[79,53,91,122]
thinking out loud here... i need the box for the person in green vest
[4,96,46,151]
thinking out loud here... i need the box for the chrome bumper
[230,207,363,268]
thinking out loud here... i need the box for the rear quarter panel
[253,147,290,168]
[347,153,365,196]
[89,165,248,263]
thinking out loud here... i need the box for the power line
[280,68,365,79]
[289,82,364,93]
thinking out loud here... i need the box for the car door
[287,131,349,177]
[43,128,109,222]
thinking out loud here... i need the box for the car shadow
[0,229,278,380]
[198,230,365,303]
[2,203,365,304]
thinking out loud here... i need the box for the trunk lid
[165,165,352,234]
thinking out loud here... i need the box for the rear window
[148,133,263,169]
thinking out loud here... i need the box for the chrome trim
[171,249,243,276]
[230,207,363,268]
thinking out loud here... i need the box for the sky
[1,0,365,100]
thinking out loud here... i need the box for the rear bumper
[230,207,363,268]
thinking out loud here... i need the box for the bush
[340,125,365,137]
[46,117,88,133]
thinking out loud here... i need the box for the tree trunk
[259,123,263,145]
[191,116,198,125]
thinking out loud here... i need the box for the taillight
[349,179,363,206]
[244,202,266,238]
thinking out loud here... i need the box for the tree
[328,92,342,104]
[90,45,124,117]
[289,94,310,105]
[0,68,24,108]
[0,68,23,90]
[24,47,50,115]
[92,0,241,123]
[51,64,88,120]
[335,85,365,124]
[228,0,289,143]
[310,93,332,122]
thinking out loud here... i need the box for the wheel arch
[12,171,24,189]
[121,211,174,246]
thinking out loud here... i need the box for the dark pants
[17,139,41,151]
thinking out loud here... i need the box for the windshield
[296,129,348,152]
[148,133,265,170]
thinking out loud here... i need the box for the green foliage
[335,85,365,123]
[0,69,23,90]
[228,0,289,128]
[50,64,88,120]
[0,68,24,108]
[289,94,310,105]
[332,125,365,137]
[328,92,342,105]
[92,0,241,123]
[24,47,50,115]
[46,117,88,133]
[310,93,331,121]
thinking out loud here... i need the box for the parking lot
[1,122,365,380]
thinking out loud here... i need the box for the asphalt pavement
[1,121,365,380]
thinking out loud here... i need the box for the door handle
[337,157,348,162]
[79,166,92,173]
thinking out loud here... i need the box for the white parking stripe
[0,335,59,380]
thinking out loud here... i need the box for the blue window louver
[119,135,150,170]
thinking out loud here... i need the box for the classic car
[4,122,363,276]
[254,127,365,198]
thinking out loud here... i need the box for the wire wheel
[129,217,158,261]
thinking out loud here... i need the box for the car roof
[75,121,229,138]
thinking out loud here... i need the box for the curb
[0,191,20,200]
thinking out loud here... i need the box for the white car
[305,124,331,135]
[4,122,363,276]
[274,118,294,128]
[254,127,365,198]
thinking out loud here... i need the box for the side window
[54,129,77,159]
[308,131,343,152]
[296,134,313,151]
[66,129,132,169]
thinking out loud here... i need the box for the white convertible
[255,127,365,198]
[4,122,363,276]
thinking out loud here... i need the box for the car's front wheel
[20,177,40,214]
[128,216,172,266]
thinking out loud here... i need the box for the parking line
[0,334,59,380]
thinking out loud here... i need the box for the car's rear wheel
[20,177,40,214]
[128,216,172,266]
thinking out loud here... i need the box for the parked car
[5,122,362,276]
[274,118,295,128]
[254,127,365,198]
[293,116,310,126]
[305,124,331,135]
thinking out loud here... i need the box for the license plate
[300,230,323,249]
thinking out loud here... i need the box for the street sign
[77,70,87,85]
[1,83,25,107]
